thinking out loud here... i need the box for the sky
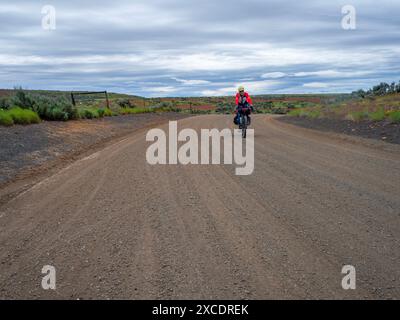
[0,0,399,97]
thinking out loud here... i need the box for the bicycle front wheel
[241,115,247,139]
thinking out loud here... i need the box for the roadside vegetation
[3,84,399,127]
[0,107,40,126]
[0,88,353,127]
[0,88,190,126]
[287,80,400,124]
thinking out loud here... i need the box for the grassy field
[288,93,400,123]
[286,81,400,123]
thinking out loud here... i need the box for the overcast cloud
[0,0,399,96]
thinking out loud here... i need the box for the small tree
[389,82,396,94]
[351,89,367,99]
[372,82,389,96]
[396,81,400,93]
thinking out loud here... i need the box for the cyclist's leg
[246,110,251,125]
[238,108,244,128]
[235,108,239,126]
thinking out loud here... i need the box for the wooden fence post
[71,92,76,106]
[105,91,110,109]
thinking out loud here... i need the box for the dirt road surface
[0,115,399,299]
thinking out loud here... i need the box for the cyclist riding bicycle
[234,86,254,126]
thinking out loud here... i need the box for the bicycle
[237,107,251,139]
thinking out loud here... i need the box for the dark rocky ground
[0,113,190,186]
[279,116,400,145]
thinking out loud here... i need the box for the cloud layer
[0,0,399,96]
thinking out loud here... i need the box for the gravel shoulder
[278,116,400,145]
[0,113,190,197]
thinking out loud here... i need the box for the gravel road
[0,115,399,299]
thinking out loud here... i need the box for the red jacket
[235,92,253,106]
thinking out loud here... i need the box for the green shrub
[288,109,303,117]
[96,108,114,118]
[388,110,400,123]
[271,106,288,114]
[79,108,99,119]
[0,98,10,110]
[7,107,40,125]
[11,88,35,109]
[32,95,76,121]
[117,99,135,108]
[288,108,321,118]
[85,109,97,119]
[50,107,69,121]
[0,110,14,126]
[103,108,114,117]
[8,90,79,121]
[64,103,79,120]
[97,108,105,118]
[368,109,385,121]
[307,110,321,118]
[158,101,173,109]
[347,111,369,121]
